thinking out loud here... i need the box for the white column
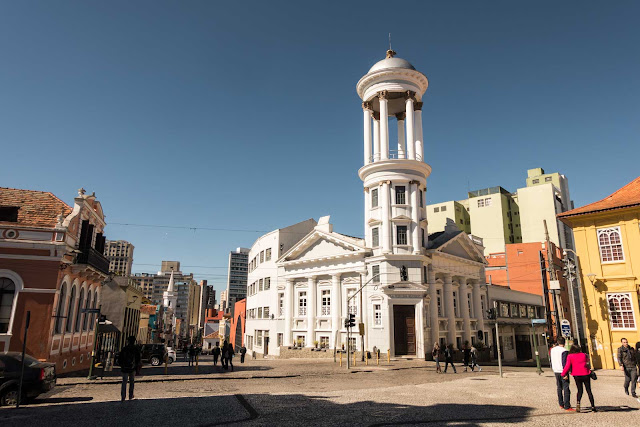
[411,182,420,254]
[331,273,341,349]
[284,279,293,346]
[364,188,370,248]
[428,268,439,349]
[405,94,415,160]
[414,103,423,162]
[396,113,405,159]
[472,282,485,336]
[307,276,316,347]
[443,274,455,346]
[372,118,380,162]
[363,103,372,165]
[461,282,471,344]
[381,181,391,254]
[379,92,389,160]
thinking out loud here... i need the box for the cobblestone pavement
[1,358,638,426]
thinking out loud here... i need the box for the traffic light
[344,318,350,328]
[486,308,497,320]
[347,314,356,328]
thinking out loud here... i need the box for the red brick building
[0,187,109,374]
[485,242,573,338]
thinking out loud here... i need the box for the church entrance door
[393,305,416,355]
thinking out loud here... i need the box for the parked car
[140,344,168,366]
[166,347,176,364]
[0,352,56,406]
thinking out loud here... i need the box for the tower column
[372,115,380,162]
[443,274,455,346]
[331,273,341,349]
[472,281,485,337]
[428,267,439,350]
[405,92,415,160]
[379,91,389,160]
[363,102,372,165]
[415,102,424,161]
[396,113,406,159]
[364,188,370,247]
[411,181,421,254]
[284,279,293,346]
[307,276,317,346]
[381,181,391,254]
[461,281,471,344]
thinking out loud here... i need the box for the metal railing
[368,150,423,163]
[76,247,110,274]
[321,306,331,316]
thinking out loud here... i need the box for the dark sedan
[0,352,56,406]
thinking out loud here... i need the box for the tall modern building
[427,168,574,255]
[104,240,135,276]
[225,248,249,313]
[131,273,155,300]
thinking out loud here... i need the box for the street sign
[532,318,547,325]
[549,280,560,290]
[81,308,100,314]
[561,319,571,338]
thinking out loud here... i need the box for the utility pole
[493,301,503,378]
[543,220,562,339]
[562,252,581,344]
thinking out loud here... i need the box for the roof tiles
[558,176,640,219]
[0,187,72,228]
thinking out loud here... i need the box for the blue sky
[1,1,639,294]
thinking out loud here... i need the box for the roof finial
[386,33,396,59]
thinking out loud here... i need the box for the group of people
[552,336,640,413]
[211,341,241,371]
[432,341,481,374]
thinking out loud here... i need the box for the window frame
[298,291,307,316]
[321,290,331,316]
[372,227,379,247]
[371,188,379,208]
[607,293,636,330]
[597,227,625,263]
[396,225,408,246]
[0,275,20,335]
[373,303,382,326]
[395,186,406,205]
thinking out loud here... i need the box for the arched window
[0,278,16,333]
[607,293,636,329]
[89,292,98,331]
[83,290,91,331]
[597,227,624,262]
[75,288,85,332]
[55,284,67,334]
[65,286,76,333]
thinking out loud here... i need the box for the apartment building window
[277,333,283,347]
[371,188,378,208]
[532,179,539,184]
[434,207,440,212]
[319,336,329,348]
[607,293,636,329]
[419,190,423,207]
[468,293,473,317]
[296,335,306,347]
[396,225,408,245]
[395,186,406,204]
[278,293,284,316]
[265,248,272,261]
[321,290,331,316]
[246,335,253,350]
[437,289,442,316]
[264,277,271,290]
[372,265,380,283]
[545,177,552,182]
[440,205,446,212]
[453,291,458,317]
[258,307,263,319]
[259,278,264,291]
[597,227,624,262]
[372,227,379,247]
[257,330,263,346]
[298,292,307,316]
[347,289,357,315]
[348,337,357,352]
[263,307,270,319]
[260,251,264,263]
[374,304,382,326]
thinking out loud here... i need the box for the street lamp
[586,273,597,287]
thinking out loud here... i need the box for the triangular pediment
[280,230,366,264]
[437,233,486,264]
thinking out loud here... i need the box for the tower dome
[367,50,416,73]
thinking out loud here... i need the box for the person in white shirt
[550,336,573,411]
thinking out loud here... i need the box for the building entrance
[393,305,416,355]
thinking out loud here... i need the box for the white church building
[244,50,491,358]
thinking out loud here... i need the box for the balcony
[76,247,110,275]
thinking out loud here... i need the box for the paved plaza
[1,358,638,426]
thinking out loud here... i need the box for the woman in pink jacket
[562,344,596,413]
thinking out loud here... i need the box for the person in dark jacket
[462,342,471,372]
[240,346,247,363]
[617,338,638,398]
[119,336,141,402]
[444,344,457,373]
[188,344,196,367]
[212,343,221,366]
[432,343,442,374]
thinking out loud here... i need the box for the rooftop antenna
[389,33,392,51]
[386,33,396,58]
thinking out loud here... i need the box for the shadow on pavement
[0,393,553,427]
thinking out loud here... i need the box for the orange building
[229,299,246,350]
[485,241,573,338]
[0,187,109,374]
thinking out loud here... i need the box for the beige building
[104,239,135,276]
[427,168,573,255]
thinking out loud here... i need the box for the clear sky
[2,1,639,294]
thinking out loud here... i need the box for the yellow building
[558,177,640,369]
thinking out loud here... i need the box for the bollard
[339,352,342,367]
[353,351,356,367]
[195,355,199,373]
[387,349,390,364]
[365,352,368,366]
[164,354,168,375]
[377,351,380,366]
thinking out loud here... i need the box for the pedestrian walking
[212,343,221,366]
[470,344,481,372]
[118,336,141,402]
[617,338,638,398]
[227,344,235,371]
[432,343,442,374]
[240,345,247,363]
[221,342,229,370]
[462,341,471,372]
[443,344,457,373]
[561,344,596,413]
[550,337,572,411]
[188,344,196,367]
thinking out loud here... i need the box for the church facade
[245,51,489,358]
